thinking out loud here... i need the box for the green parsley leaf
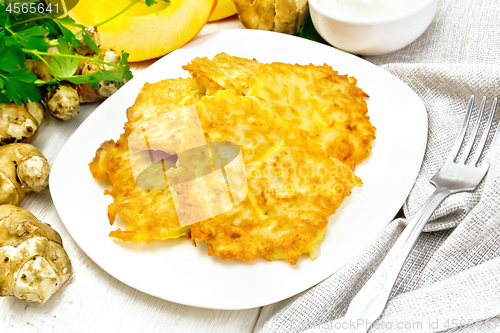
[1,13,12,33]
[13,26,48,52]
[82,30,99,55]
[48,36,80,78]
[53,17,83,48]
[0,32,22,73]
[0,92,10,104]
[88,70,123,88]
[0,32,33,98]
[55,15,85,29]
[118,52,133,82]
[0,68,41,105]
[98,70,123,82]
[87,75,99,89]
[42,19,62,39]
[145,0,170,6]
[0,40,23,73]
[60,75,90,85]
[0,3,8,27]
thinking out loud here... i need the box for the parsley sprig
[0,0,141,105]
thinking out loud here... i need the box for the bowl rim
[309,0,438,25]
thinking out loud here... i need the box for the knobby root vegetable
[98,81,119,98]
[0,205,72,304]
[75,50,121,104]
[25,102,45,127]
[34,58,54,82]
[27,26,122,120]
[26,57,55,82]
[0,143,50,206]
[0,102,45,145]
[233,0,308,34]
[98,50,121,97]
[45,83,80,121]
[76,60,101,104]
[28,50,80,121]
[102,50,120,72]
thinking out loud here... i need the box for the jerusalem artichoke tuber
[0,205,72,304]
[45,83,80,121]
[75,50,121,104]
[0,143,50,206]
[0,102,45,145]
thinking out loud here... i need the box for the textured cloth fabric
[257,0,500,332]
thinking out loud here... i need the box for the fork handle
[303,187,452,333]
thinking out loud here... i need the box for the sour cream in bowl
[309,0,438,55]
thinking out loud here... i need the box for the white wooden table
[0,19,291,333]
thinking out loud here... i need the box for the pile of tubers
[1,27,121,146]
[0,28,119,306]
[0,143,72,304]
[0,30,114,305]
[24,26,121,122]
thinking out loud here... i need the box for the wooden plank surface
[0,20,266,333]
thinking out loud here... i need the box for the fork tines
[451,96,500,166]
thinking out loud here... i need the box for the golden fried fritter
[89,78,206,242]
[89,54,373,264]
[182,53,259,95]
[249,62,375,166]
[184,55,376,166]
[183,90,362,264]
[191,140,362,264]
[125,77,206,133]
[90,138,189,242]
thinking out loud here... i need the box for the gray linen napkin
[257,0,500,332]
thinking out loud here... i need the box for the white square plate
[50,29,427,310]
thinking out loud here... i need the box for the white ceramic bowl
[309,0,438,55]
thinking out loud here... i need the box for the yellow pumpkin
[68,0,217,62]
[208,0,237,21]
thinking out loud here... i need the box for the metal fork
[303,95,500,333]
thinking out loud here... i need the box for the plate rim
[50,29,428,310]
